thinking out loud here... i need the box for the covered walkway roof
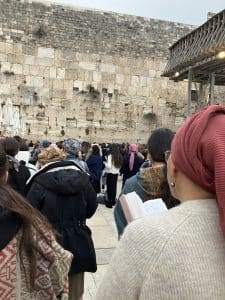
[162,9,225,85]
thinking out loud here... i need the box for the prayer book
[119,191,167,223]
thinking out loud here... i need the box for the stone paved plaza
[84,178,122,299]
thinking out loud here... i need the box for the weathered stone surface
[1,0,222,142]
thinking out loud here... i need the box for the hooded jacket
[25,160,97,274]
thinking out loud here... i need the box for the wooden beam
[198,82,204,108]
[187,68,192,116]
[209,72,215,104]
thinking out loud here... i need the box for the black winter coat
[8,164,30,196]
[120,153,144,186]
[25,160,97,274]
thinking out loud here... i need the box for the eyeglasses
[164,150,171,162]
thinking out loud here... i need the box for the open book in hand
[119,191,167,223]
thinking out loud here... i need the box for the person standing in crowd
[120,143,144,187]
[1,137,30,196]
[25,146,98,300]
[81,141,91,161]
[16,140,37,176]
[0,144,72,299]
[104,143,123,208]
[95,105,225,299]
[114,128,179,237]
[30,140,50,165]
[120,142,128,158]
[64,138,90,174]
[86,144,103,194]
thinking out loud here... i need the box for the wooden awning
[162,9,225,85]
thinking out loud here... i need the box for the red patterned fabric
[0,236,17,300]
[171,105,225,236]
[0,231,72,299]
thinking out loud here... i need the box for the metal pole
[209,73,215,105]
[198,82,204,108]
[187,68,192,116]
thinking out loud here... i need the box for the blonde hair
[38,146,66,166]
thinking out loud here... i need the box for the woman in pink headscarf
[96,105,225,299]
[120,143,144,187]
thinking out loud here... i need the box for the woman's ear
[2,171,8,185]
[167,156,177,183]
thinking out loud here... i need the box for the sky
[44,0,225,25]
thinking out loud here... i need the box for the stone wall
[0,0,196,142]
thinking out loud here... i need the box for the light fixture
[216,51,225,59]
[174,71,180,77]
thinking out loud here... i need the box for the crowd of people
[1,104,225,299]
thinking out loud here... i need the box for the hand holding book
[119,192,167,223]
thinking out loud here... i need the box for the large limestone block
[4,43,14,54]
[35,57,53,67]
[53,79,64,90]
[73,80,83,90]
[77,70,85,81]
[11,64,22,75]
[37,47,55,59]
[39,66,50,78]
[0,84,10,94]
[0,53,7,61]
[93,71,101,82]
[13,43,23,55]
[51,89,67,99]
[25,55,35,65]
[7,54,18,64]
[79,61,96,71]
[50,67,57,79]
[29,65,40,76]
[140,76,147,87]
[63,80,73,91]
[131,75,139,87]
[25,76,34,86]
[65,69,77,80]
[33,76,43,88]
[128,86,137,96]
[43,78,53,89]
[57,68,65,79]
[1,62,11,72]
[39,88,49,97]
[100,64,116,73]
[23,65,30,75]
[116,74,124,85]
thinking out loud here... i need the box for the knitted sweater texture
[96,199,225,299]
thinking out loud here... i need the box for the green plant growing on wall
[33,25,46,38]
[61,126,65,136]
[3,70,14,76]
[44,128,48,135]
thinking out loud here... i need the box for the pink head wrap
[171,105,225,236]
[129,144,137,171]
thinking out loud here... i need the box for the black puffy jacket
[25,160,97,274]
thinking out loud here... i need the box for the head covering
[41,140,50,148]
[38,146,66,166]
[63,139,82,156]
[171,105,225,236]
[129,144,137,171]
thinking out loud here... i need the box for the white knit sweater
[95,199,225,299]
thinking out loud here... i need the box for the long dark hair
[162,166,180,209]
[110,144,123,168]
[0,145,54,291]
